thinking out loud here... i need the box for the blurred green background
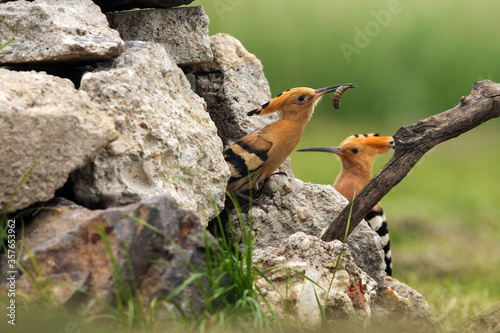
[193,0,500,329]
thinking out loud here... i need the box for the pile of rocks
[0,0,435,328]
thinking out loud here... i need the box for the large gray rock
[254,233,376,326]
[372,277,436,331]
[187,33,278,146]
[3,195,212,314]
[346,220,387,285]
[229,173,346,248]
[93,0,194,12]
[107,7,213,66]
[254,232,435,330]
[0,0,123,65]
[0,68,118,213]
[74,41,230,224]
[228,173,387,284]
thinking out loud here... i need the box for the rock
[226,172,390,287]
[21,198,99,251]
[254,232,377,326]
[3,194,212,313]
[93,0,194,12]
[346,221,387,285]
[227,172,387,284]
[187,33,278,146]
[0,68,118,214]
[372,277,436,331]
[229,174,347,249]
[74,41,230,224]
[0,0,123,65]
[253,232,436,330]
[107,7,212,66]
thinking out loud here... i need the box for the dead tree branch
[321,80,500,242]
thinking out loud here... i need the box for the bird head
[297,133,395,168]
[247,84,353,119]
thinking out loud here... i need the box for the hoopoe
[298,133,395,276]
[225,84,356,195]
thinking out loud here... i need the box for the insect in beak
[309,84,357,106]
[332,84,357,109]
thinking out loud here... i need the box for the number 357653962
[7,219,16,266]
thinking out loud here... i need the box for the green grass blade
[0,27,21,51]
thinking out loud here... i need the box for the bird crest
[340,134,395,155]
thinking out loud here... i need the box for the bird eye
[351,148,359,154]
[298,95,305,102]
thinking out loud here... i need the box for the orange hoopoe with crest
[298,133,395,276]
[224,84,356,196]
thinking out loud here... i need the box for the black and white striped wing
[224,129,272,193]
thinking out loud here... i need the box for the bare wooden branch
[321,80,500,242]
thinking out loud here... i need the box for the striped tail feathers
[365,207,392,276]
[224,129,273,193]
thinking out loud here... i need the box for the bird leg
[234,192,272,213]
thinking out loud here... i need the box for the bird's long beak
[312,83,356,99]
[312,85,342,99]
[297,147,343,155]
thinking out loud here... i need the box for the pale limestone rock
[0,68,118,213]
[228,171,387,284]
[74,41,230,223]
[230,174,347,249]
[254,232,436,330]
[107,7,212,66]
[254,232,377,326]
[0,0,123,65]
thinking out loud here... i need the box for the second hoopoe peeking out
[225,84,356,194]
[298,133,395,276]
